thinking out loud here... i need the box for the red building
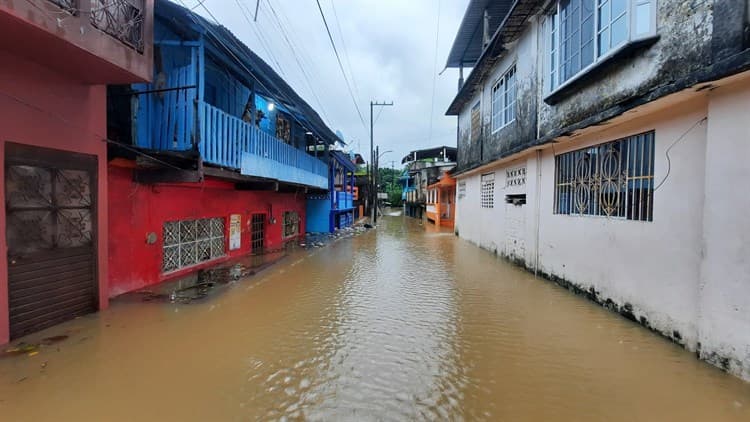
[0,0,153,343]
[106,1,337,296]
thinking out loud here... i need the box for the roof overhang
[401,146,458,164]
[446,0,542,115]
[445,0,515,68]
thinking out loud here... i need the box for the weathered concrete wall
[456,19,540,171]
[538,0,717,138]
[453,94,750,376]
[698,76,750,381]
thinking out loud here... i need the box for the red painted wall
[108,165,307,296]
[0,49,109,344]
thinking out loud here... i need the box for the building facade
[306,150,357,233]
[402,146,457,220]
[425,171,457,229]
[106,0,337,296]
[0,0,154,343]
[446,0,750,380]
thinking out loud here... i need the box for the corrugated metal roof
[401,146,458,164]
[330,150,358,172]
[156,0,340,145]
[446,0,542,115]
[445,0,514,68]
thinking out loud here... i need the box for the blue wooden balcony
[198,101,328,189]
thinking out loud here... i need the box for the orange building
[425,171,457,229]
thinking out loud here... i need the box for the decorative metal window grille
[251,214,265,253]
[47,0,77,14]
[162,217,225,273]
[491,65,517,132]
[481,173,495,209]
[90,0,145,53]
[283,211,299,238]
[554,131,654,221]
[470,102,481,142]
[506,166,527,187]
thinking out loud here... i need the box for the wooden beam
[134,168,202,184]
[235,181,279,191]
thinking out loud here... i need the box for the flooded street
[1,215,749,421]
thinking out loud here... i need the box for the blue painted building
[116,0,336,189]
[105,0,342,293]
[306,151,357,233]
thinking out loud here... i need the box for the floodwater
[2,215,750,421]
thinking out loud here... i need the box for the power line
[330,0,360,101]
[315,0,368,133]
[234,0,287,77]
[428,0,442,144]
[262,0,332,125]
[176,0,332,143]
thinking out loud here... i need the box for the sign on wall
[458,181,466,199]
[229,214,241,250]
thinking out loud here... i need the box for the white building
[445,0,750,380]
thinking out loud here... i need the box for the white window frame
[546,0,657,95]
[491,64,517,133]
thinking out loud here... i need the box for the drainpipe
[534,149,542,276]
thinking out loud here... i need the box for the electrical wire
[428,0,442,144]
[330,0,361,101]
[263,0,332,125]
[653,116,707,191]
[314,0,368,132]
[176,0,333,143]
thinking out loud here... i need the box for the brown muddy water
[1,215,749,421]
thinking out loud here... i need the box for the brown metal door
[5,143,98,340]
[251,213,265,254]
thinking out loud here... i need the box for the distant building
[0,0,154,343]
[446,0,750,380]
[425,171,457,229]
[401,147,457,220]
[307,151,358,233]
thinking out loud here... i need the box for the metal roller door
[5,143,98,340]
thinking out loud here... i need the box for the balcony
[0,0,153,83]
[199,102,328,190]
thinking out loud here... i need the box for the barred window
[283,211,299,238]
[554,131,654,221]
[481,173,495,208]
[162,217,225,273]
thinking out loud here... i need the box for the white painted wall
[537,98,708,348]
[457,96,712,357]
[698,77,750,380]
[451,0,750,381]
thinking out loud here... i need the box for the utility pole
[370,100,393,225]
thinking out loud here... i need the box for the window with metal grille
[162,217,225,273]
[470,101,481,142]
[283,211,299,238]
[251,214,265,253]
[491,65,517,132]
[554,131,654,221]
[481,173,495,208]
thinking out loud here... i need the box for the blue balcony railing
[198,101,328,189]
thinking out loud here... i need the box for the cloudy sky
[181,0,469,167]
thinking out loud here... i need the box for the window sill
[544,35,660,105]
